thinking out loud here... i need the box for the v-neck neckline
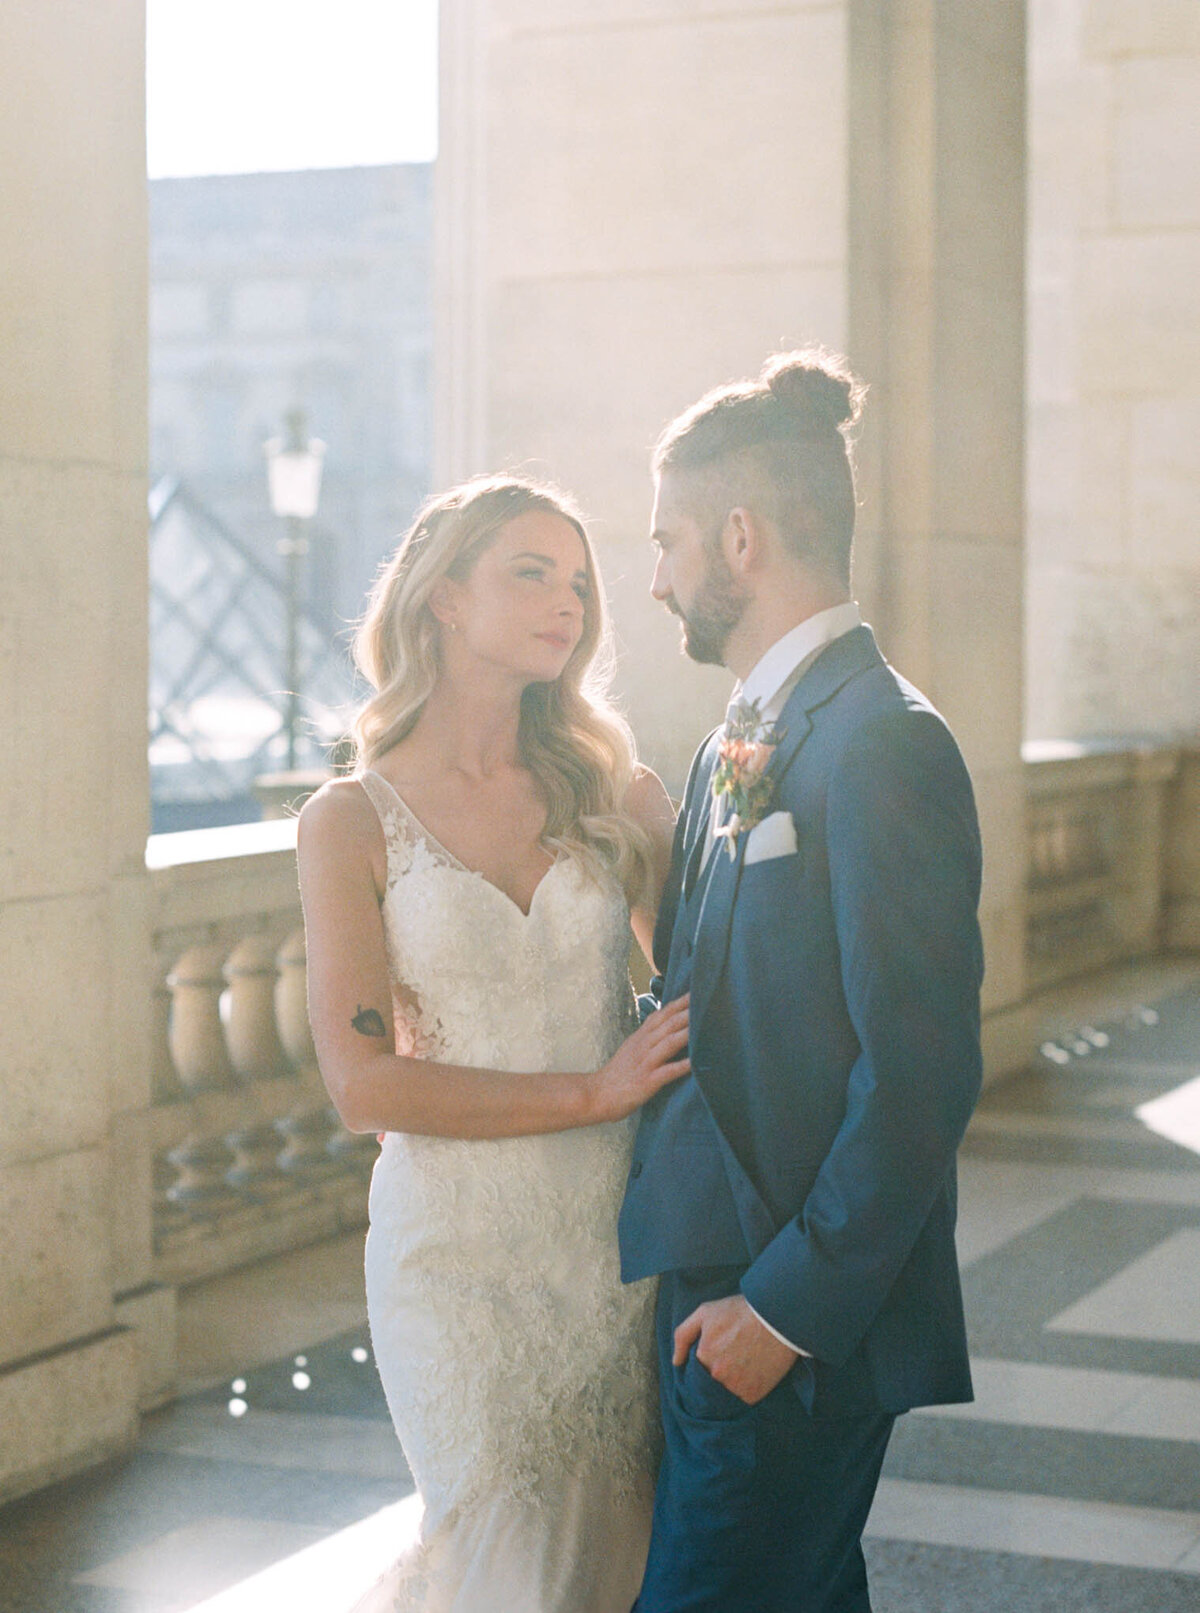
[361,768,560,920]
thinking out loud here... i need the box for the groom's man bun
[653,348,866,586]
[760,349,864,433]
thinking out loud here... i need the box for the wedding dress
[350,770,660,1613]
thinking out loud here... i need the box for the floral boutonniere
[711,699,784,858]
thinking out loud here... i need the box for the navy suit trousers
[634,1268,894,1613]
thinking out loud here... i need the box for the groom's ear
[722,505,766,575]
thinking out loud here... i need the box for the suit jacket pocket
[743,809,798,866]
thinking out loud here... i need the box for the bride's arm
[297,781,689,1138]
[624,765,677,968]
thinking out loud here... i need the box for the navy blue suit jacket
[618,625,984,1417]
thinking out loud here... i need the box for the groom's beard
[675,548,748,667]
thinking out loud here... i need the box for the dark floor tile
[886,1414,1200,1512]
[960,1195,1200,1377]
[0,1449,402,1591]
[962,1127,1200,1172]
[866,1538,1200,1613]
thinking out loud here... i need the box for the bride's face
[435,510,591,684]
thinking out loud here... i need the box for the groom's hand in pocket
[673,1294,799,1406]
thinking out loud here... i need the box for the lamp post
[264,409,325,771]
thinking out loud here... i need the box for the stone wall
[438,0,858,793]
[1026,0,1200,740]
[437,0,1030,1019]
[0,0,159,1501]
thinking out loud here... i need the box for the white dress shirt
[728,601,863,727]
[705,603,862,1359]
[704,602,862,863]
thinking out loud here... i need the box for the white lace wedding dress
[350,771,660,1613]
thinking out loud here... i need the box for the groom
[619,349,984,1611]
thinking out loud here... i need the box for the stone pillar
[848,1,1029,1026]
[0,0,160,1500]
[437,0,1029,1030]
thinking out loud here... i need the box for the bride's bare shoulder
[624,764,677,829]
[297,776,383,862]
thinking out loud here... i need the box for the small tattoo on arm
[351,1005,387,1039]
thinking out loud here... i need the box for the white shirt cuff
[745,1300,811,1358]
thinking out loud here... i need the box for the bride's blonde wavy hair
[352,475,651,899]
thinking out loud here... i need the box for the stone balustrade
[139,746,1199,1291]
[1023,740,1200,991]
[146,819,376,1288]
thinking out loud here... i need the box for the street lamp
[264,409,325,771]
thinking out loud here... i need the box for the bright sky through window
[146,0,438,178]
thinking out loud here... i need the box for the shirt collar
[728,602,862,724]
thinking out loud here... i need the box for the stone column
[0,0,160,1501]
[848,1,1029,1030]
[437,0,1029,1040]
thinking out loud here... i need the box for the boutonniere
[711,699,784,858]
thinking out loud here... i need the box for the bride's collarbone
[386,775,555,906]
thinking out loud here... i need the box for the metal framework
[149,477,357,806]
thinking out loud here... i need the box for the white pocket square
[743,809,798,865]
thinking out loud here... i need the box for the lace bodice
[359,769,637,1074]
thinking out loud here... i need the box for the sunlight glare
[147,0,438,178]
[183,1494,422,1612]
[1135,1073,1200,1158]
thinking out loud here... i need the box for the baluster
[166,944,236,1093]
[153,1148,189,1233]
[275,928,317,1078]
[165,1133,237,1210]
[151,975,185,1104]
[1049,810,1071,883]
[326,1106,380,1176]
[273,926,337,1174]
[225,1121,288,1196]
[275,1105,338,1177]
[222,935,287,1082]
[1068,812,1090,879]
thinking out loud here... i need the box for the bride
[297,476,687,1612]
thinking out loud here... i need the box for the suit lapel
[686,826,746,1030]
[686,624,884,1033]
[654,729,720,981]
[678,733,721,907]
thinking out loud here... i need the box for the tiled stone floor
[3,962,1200,1612]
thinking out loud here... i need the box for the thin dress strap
[356,769,419,890]
[357,768,398,826]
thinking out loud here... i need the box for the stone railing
[146,819,376,1288]
[1023,739,1200,992]
[141,741,1199,1290]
